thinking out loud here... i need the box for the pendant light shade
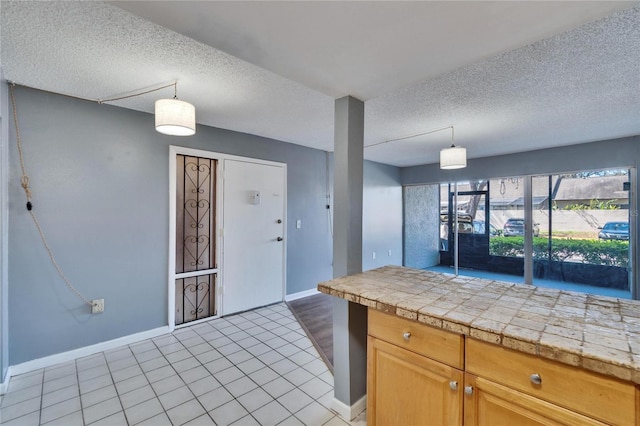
[440,144,467,170]
[155,98,196,136]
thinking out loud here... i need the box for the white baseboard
[5,326,171,383]
[285,288,320,302]
[331,394,367,421]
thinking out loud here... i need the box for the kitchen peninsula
[319,265,640,425]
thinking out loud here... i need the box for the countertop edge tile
[502,337,537,355]
[396,308,418,320]
[318,265,640,385]
[417,314,443,329]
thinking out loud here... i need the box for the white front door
[222,160,286,315]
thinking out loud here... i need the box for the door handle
[277,237,283,242]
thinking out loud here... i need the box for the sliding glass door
[531,170,631,297]
[435,169,632,298]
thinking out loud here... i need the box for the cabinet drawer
[466,338,636,425]
[368,308,464,369]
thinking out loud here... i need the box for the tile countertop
[318,265,640,384]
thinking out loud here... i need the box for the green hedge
[489,237,629,267]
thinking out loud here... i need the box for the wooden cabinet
[466,339,637,426]
[368,308,464,369]
[367,309,639,426]
[367,309,464,425]
[463,373,608,426]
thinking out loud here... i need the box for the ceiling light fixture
[155,83,196,136]
[440,126,466,170]
[365,124,467,169]
[6,80,196,137]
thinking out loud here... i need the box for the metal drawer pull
[403,331,411,341]
[530,373,542,385]
[464,385,474,395]
[449,381,458,391]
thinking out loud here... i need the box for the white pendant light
[9,80,198,136]
[440,144,467,169]
[440,126,466,169]
[155,83,196,136]
[155,99,196,136]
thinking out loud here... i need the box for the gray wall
[362,161,403,271]
[403,184,440,269]
[6,86,402,365]
[325,154,404,272]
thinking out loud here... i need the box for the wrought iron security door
[175,155,217,325]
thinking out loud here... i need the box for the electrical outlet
[388,250,392,256]
[372,252,376,260]
[91,299,104,314]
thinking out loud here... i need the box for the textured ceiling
[114,1,636,101]
[2,1,639,167]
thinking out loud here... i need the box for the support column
[331,96,367,420]
[524,176,533,284]
[631,167,638,300]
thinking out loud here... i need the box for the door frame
[444,187,490,269]
[168,146,287,331]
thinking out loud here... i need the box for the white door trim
[168,146,287,331]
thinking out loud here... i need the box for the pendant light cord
[9,83,93,307]
[7,80,178,106]
[98,82,177,104]
[365,125,453,149]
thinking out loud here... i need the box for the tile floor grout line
[36,370,43,426]
[2,302,361,426]
[190,310,293,424]
[239,308,307,425]
[167,312,260,423]
[189,306,316,424]
[126,343,173,425]
[149,330,214,426]
[202,312,276,423]
[73,357,85,426]
[100,346,133,426]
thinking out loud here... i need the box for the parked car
[598,221,629,240]
[503,218,540,237]
[439,215,500,250]
[472,220,501,236]
[440,213,473,235]
[439,213,473,250]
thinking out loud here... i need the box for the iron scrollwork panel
[175,274,217,325]
[176,155,217,273]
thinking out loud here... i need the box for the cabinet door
[463,373,607,426]
[367,336,463,426]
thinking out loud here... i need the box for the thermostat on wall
[251,191,261,205]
